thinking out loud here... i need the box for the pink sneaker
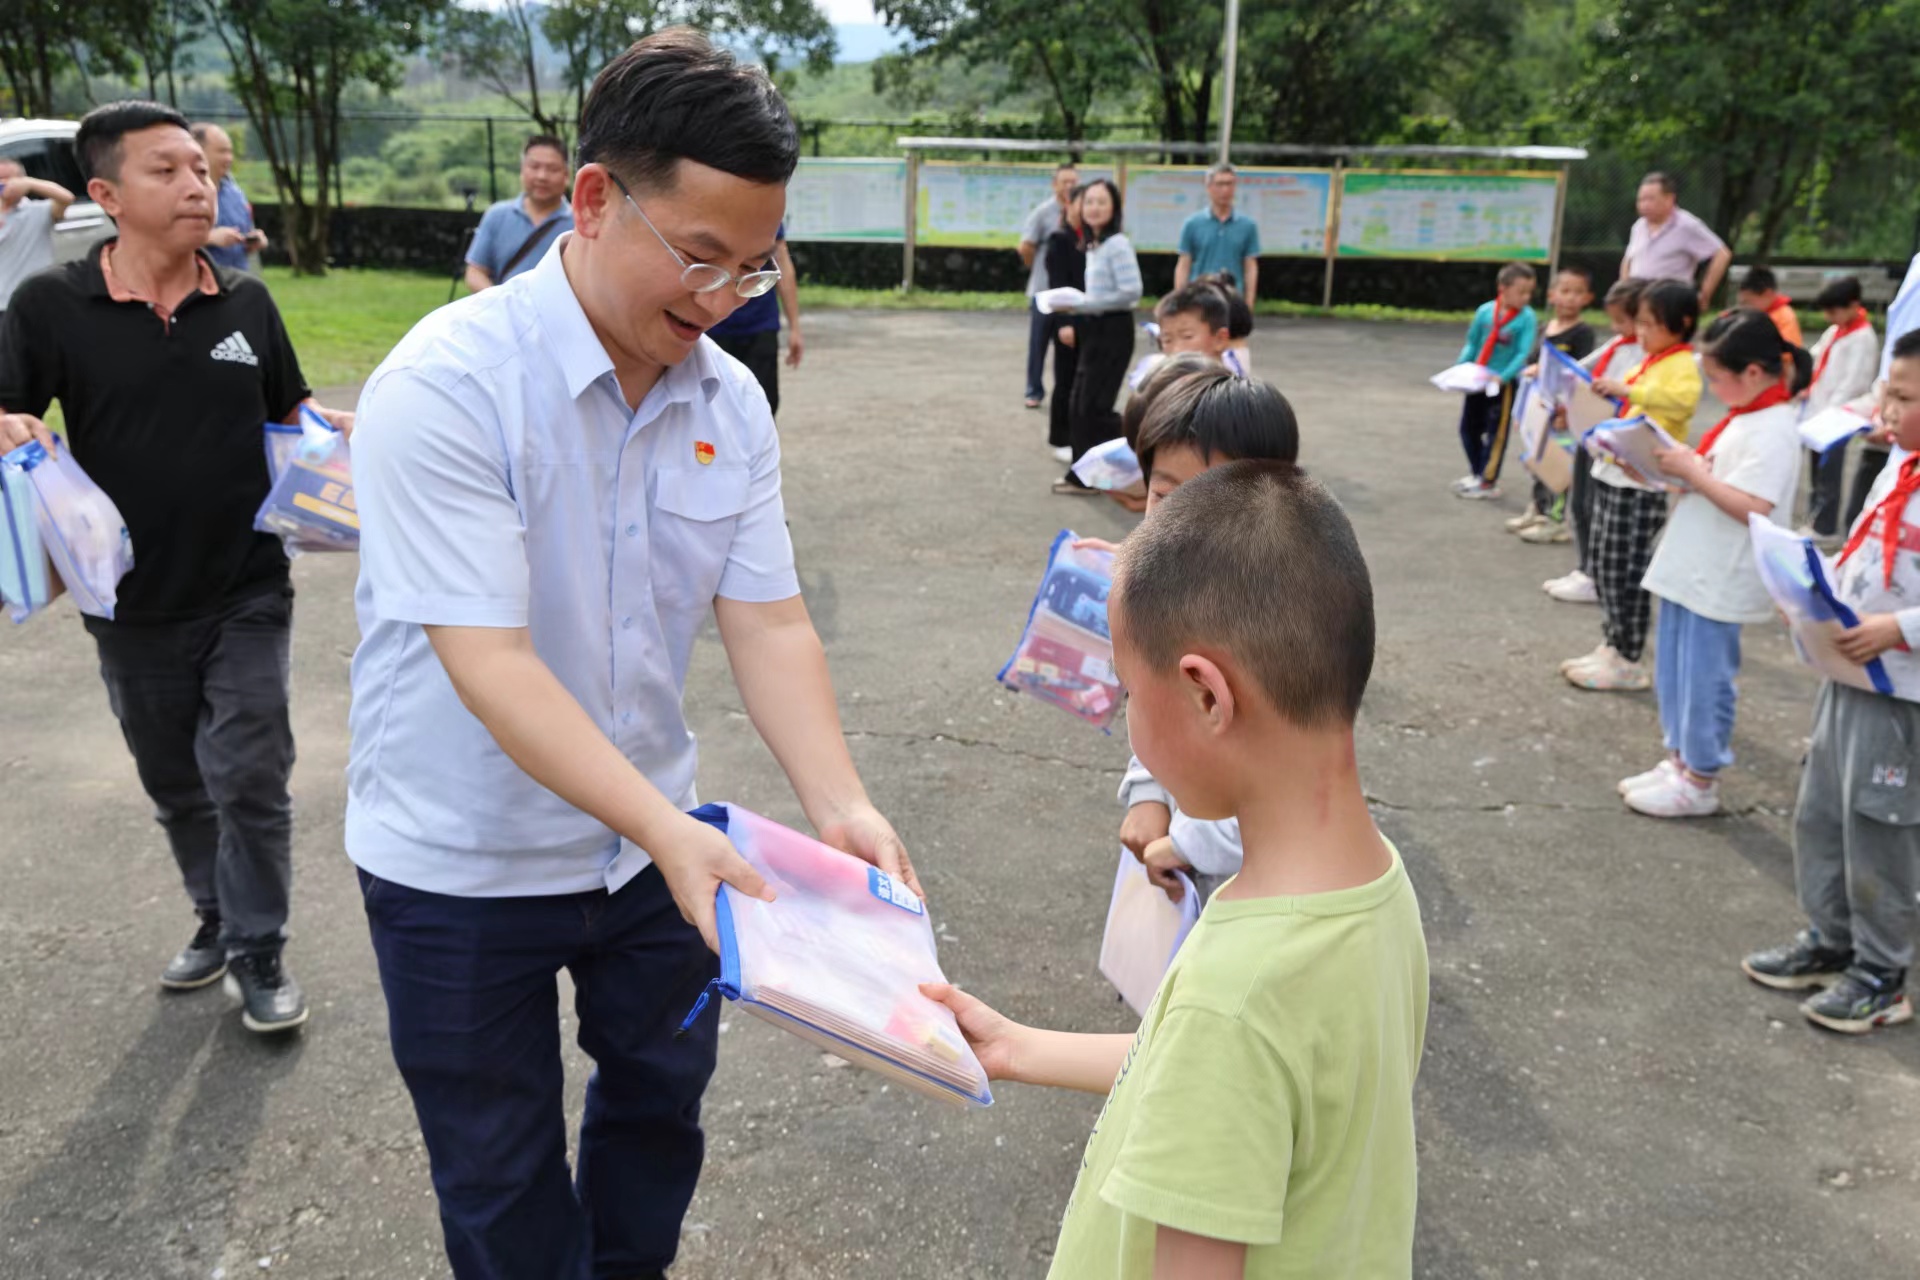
[1625,773,1721,818]
[1618,758,1680,796]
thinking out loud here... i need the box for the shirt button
[622,712,634,725]
[621,616,633,630]
[626,523,639,537]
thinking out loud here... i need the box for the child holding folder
[1452,262,1538,500]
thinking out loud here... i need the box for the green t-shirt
[1047,844,1429,1279]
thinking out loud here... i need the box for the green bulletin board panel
[784,158,907,243]
[1336,171,1558,261]
[914,162,1114,249]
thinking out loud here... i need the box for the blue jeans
[359,863,720,1280]
[1654,599,1743,776]
[1026,298,1050,401]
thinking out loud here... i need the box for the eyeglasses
[604,169,781,299]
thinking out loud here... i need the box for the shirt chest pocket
[649,465,751,613]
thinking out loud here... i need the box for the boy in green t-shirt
[927,460,1429,1279]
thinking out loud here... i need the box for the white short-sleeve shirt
[1642,402,1801,624]
[346,237,800,897]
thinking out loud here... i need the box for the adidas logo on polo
[210,331,258,366]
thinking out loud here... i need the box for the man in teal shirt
[1174,165,1261,302]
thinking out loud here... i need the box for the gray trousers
[87,586,296,953]
[1795,681,1920,973]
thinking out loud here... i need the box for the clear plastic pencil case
[258,404,358,552]
[1,438,133,621]
[997,531,1121,731]
[679,803,993,1108]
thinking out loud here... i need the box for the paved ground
[3,311,1919,1280]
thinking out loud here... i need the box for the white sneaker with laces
[1625,773,1721,818]
[1458,481,1502,501]
[1505,506,1543,532]
[1050,445,1073,464]
[1548,574,1599,603]
[1618,758,1681,796]
[1452,474,1483,493]
[1570,650,1652,691]
[1560,643,1613,675]
[1543,570,1587,593]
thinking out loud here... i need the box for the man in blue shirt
[348,33,913,1280]
[705,221,802,415]
[1174,163,1261,302]
[191,123,267,272]
[463,134,573,290]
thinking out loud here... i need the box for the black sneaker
[1801,965,1913,1035]
[223,950,309,1034]
[1741,931,1852,991]
[160,913,227,990]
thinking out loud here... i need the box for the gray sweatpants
[87,586,296,954]
[1794,681,1920,974]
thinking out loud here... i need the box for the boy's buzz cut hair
[1815,276,1863,310]
[1892,328,1920,362]
[1159,281,1232,333]
[1115,460,1374,729]
[1134,372,1300,481]
[1556,263,1595,290]
[1739,265,1778,294]
[1497,261,1535,288]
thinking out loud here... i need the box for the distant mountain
[832,23,905,63]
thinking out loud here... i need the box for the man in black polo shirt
[0,101,352,1034]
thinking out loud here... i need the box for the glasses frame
[603,169,781,299]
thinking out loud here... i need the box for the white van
[0,118,115,262]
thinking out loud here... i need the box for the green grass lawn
[264,266,455,388]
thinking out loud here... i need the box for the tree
[126,0,204,104]
[1574,0,1920,256]
[442,0,565,139]
[202,0,448,274]
[0,0,133,116]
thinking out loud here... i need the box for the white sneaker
[1451,474,1483,493]
[1457,481,1502,501]
[1618,758,1681,796]
[1505,505,1543,532]
[1568,649,1652,691]
[1519,520,1571,544]
[1547,574,1599,604]
[1542,570,1587,593]
[1625,773,1721,818]
[1050,445,1073,464]
[1560,643,1613,675]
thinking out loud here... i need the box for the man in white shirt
[347,31,914,1280]
[1620,171,1732,310]
[1804,275,1882,538]
[0,158,74,312]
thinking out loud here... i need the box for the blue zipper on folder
[676,888,741,1036]
[0,446,34,616]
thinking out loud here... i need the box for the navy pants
[360,864,720,1280]
[1026,298,1050,401]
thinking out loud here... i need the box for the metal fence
[200,108,1920,266]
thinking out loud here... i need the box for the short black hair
[75,100,192,182]
[1122,352,1226,451]
[1555,263,1595,292]
[524,133,569,162]
[1055,161,1078,174]
[1699,308,1813,395]
[1738,265,1778,295]
[1641,171,1676,196]
[1639,279,1701,341]
[1135,371,1300,482]
[1159,281,1231,334]
[1208,162,1236,180]
[1115,460,1374,729]
[576,27,797,193]
[1815,276,1863,310]
[1083,177,1124,241]
[1497,261,1536,288]
[1194,271,1253,337]
[1604,277,1648,311]
[1893,329,1920,362]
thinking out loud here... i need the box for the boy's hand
[1591,377,1629,400]
[1142,837,1193,902]
[1072,536,1122,554]
[1120,801,1172,859]
[1059,325,1076,348]
[1522,363,1539,380]
[0,412,56,454]
[920,982,1026,1081]
[818,802,921,899]
[1652,444,1708,485]
[1835,613,1907,664]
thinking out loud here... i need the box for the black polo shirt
[0,244,310,623]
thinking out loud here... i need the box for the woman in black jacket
[1043,185,1087,461]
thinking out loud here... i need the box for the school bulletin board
[1125,167,1333,256]
[1335,171,1559,261]
[783,159,908,243]
[914,162,1114,249]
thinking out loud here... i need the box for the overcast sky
[821,0,878,21]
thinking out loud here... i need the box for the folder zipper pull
[675,978,723,1039]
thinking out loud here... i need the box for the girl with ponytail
[1620,308,1810,818]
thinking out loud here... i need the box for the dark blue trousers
[1026,297,1050,401]
[360,865,720,1280]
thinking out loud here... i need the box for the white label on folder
[1080,654,1114,682]
[867,867,925,915]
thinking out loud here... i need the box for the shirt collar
[97,240,221,304]
[529,233,721,406]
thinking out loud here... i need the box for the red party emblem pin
[694,440,716,466]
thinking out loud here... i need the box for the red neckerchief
[1475,302,1515,366]
[1590,335,1631,378]
[1839,454,1920,587]
[1694,382,1792,457]
[1625,342,1692,386]
[1812,308,1872,385]
[1767,296,1794,324]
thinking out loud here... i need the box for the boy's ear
[1178,653,1235,732]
